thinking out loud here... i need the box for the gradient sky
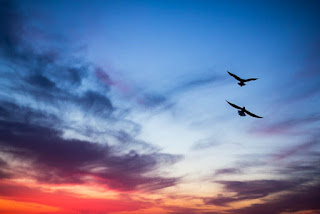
[0,0,320,213]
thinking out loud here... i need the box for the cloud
[0,158,11,179]
[271,137,319,161]
[0,102,181,191]
[166,206,208,214]
[250,115,320,135]
[0,0,114,120]
[213,168,242,177]
[139,93,168,108]
[79,90,113,116]
[205,135,320,212]
[129,72,227,110]
[277,157,320,177]
[0,0,23,57]
[206,151,320,213]
[191,138,221,151]
[168,73,227,95]
[0,0,128,152]
[278,41,320,104]
[228,182,320,214]
[204,179,301,207]
[0,1,182,194]
[0,182,151,213]
[26,74,56,89]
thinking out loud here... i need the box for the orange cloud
[0,198,60,214]
[0,181,151,213]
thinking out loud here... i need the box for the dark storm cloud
[0,103,181,191]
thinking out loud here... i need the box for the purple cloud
[271,138,319,161]
[204,179,301,207]
[0,102,181,191]
[228,183,320,214]
[213,168,242,177]
[250,115,320,135]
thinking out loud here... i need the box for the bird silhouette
[227,71,258,87]
[226,100,263,118]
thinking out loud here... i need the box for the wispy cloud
[276,41,320,104]
[191,138,221,151]
[133,72,227,110]
[168,72,227,95]
[271,136,319,161]
[213,168,242,177]
[250,115,320,135]
[228,182,320,214]
[204,179,302,207]
[0,102,181,191]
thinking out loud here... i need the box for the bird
[227,71,258,87]
[226,100,263,118]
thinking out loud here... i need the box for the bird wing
[226,100,242,110]
[227,71,242,81]
[244,109,263,118]
[243,78,258,82]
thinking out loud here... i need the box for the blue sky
[0,0,320,213]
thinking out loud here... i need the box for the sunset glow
[0,0,320,213]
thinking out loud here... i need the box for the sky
[0,0,319,213]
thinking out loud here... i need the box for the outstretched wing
[244,109,263,118]
[226,100,242,110]
[227,71,242,81]
[243,78,258,82]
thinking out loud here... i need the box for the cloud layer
[0,0,181,196]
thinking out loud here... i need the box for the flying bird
[227,71,258,87]
[226,100,263,118]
